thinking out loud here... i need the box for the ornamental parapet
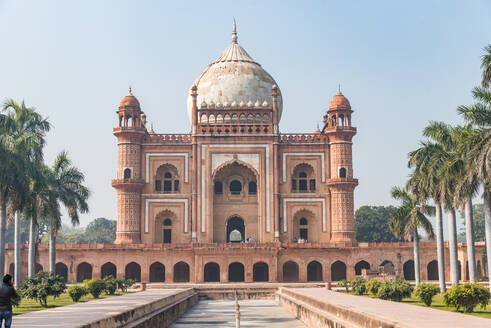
[279,133,327,144]
[198,124,272,135]
[4,241,485,250]
[143,134,191,144]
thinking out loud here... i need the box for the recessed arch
[228,262,244,282]
[253,262,269,282]
[101,262,117,278]
[307,261,323,281]
[204,262,220,282]
[174,262,190,282]
[331,261,346,281]
[226,216,245,243]
[150,262,165,282]
[77,262,92,282]
[403,260,415,281]
[125,262,141,282]
[283,261,299,282]
[55,262,68,281]
[380,260,395,274]
[355,260,370,276]
[292,163,316,192]
[427,260,438,281]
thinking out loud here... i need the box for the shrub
[443,283,490,313]
[67,285,88,302]
[117,278,136,292]
[376,279,413,302]
[366,278,382,296]
[350,277,367,295]
[414,283,440,306]
[337,279,349,292]
[84,278,106,298]
[20,271,66,307]
[103,276,117,295]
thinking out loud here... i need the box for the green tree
[481,44,491,88]
[355,206,400,242]
[457,85,491,289]
[84,218,116,244]
[0,99,50,278]
[390,187,434,285]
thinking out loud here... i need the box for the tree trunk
[464,198,476,281]
[14,211,21,287]
[0,192,6,279]
[483,188,491,291]
[448,207,459,285]
[49,221,56,276]
[28,215,37,278]
[435,203,446,292]
[413,230,421,285]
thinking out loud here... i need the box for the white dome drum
[187,23,283,122]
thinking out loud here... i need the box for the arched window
[229,180,242,195]
[339,167,347,178]
[292,164,316,193]
[248,181,257,195]
[299,217,308,240]
[155,164,179,193]
[214,181,223,194]
[163,218,172,243]
[123,168,131,179]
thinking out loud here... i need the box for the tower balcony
[111,178,145,192]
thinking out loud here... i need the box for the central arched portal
[226,216,245,243]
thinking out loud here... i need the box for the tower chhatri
[112,88,146,244]
[322,89,358,243]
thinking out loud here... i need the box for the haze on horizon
[1,0,490,232]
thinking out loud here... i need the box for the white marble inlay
[145,153,189,183]
[144,198,188,233]
[282,152,325,183]
[282,198,326,233]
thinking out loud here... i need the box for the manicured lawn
[13,291,127,315]
[401,294,491,319]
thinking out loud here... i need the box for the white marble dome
[187,24,283,122]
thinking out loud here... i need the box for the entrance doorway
[226,217,245,242]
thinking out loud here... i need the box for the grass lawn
[401,294,491,319]
[13,291,127,315]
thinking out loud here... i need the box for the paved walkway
[170,300,306,327]
[289,288,491,328]
[13,289,186,328]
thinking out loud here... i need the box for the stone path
[289,288,491,328]
[13,289,186,327]
[170,300,307,327]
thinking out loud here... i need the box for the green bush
[20,271,66,307]
[414,283,440,306]
[443,283,490,313]
[84,278,106,298]
[337,279,350,292]
[103,276,118,295]
[350,277,367,295]
[376,279,413,302]
[366,278,382,296]
[67,285,88,302]
[116,278,136,292]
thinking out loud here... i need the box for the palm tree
[0,99,49,278]
[390,187,435,285]
[47,151,89,276]
[481,45,491,88]
[408,141,446,291]
[457,86,491,289]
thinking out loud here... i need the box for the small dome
[262,100,268,107]
[254,100,261,108]
[119,88,140,109]
[329,91,351,111]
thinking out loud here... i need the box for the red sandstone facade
[5,27,485,284]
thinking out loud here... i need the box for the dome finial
[232,18,238,44]
[128,85,133,95]
[337,84,342,95]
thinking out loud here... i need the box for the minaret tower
[112,88,146,244]
[323,88,358,244]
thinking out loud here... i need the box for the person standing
[0,275,17,328]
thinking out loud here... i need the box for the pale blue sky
[0,1,490,228]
